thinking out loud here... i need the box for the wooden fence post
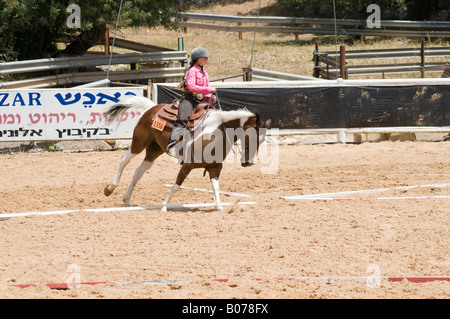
[340,45,346,79]
[243,67,252,81]
[105,28,110,55]
[238,12,243,40]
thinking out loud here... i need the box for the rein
[222,121,243,157]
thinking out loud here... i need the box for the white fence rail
[269,127,450,144]
[1,67,186,89]
[0,33,188,89]
[182,13,450,29]
[178,13,450,38]
[251,68,326,81]
[314,43,450,79]
[0,51,187,75]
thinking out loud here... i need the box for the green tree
[276,0,450,20]
[276,0,406,19]
[0,0,191,61]
[408,0,450,20]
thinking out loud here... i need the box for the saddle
[152,99,213,132]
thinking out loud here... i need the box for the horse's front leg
[161,164,192,212]
[161,182,179,212]
[208,164,223,211]
[210,178,223,212]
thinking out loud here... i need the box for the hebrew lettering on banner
[0,88,145,142]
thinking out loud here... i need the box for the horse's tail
[104,96,156,125]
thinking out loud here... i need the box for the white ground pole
[162,179,225,212]
[164,184,253,198]
[281,183,450,201]
[0,202,257,220]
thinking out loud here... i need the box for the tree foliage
[0,0,191,61]
[408,0,450,20]
[276,0,450,20]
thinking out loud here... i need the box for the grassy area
[111,0,450,80]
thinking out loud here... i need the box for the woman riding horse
[166,46,217,156]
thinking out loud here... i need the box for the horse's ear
[265,118,272,129]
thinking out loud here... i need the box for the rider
[166,46,217,154]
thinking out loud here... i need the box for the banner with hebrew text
[0,87,145,142]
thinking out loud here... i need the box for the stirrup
[166,140,177,151]
[166,140,178,158]
[166,135,183,151]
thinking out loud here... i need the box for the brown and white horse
[103,96,269,211]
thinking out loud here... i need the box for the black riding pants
[170,95,200,142]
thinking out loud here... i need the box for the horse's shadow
[125,205,220,214]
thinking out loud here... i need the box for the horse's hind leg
[123,143,164,206]
[104,122,151,197]
[104,149,136,196]
[123,159,154,206]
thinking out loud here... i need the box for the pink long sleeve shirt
[184,64,214,97]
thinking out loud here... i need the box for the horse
[103,95,270,211]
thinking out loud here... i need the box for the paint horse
[103,96,269,211]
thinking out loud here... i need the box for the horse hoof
[161,206,167,212]
[123,198,131,206]
[104,185,116,196]
[216,206,224,212]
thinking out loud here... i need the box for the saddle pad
[151,100,214,132]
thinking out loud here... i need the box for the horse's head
[240,114,272,167]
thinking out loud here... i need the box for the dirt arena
[0,139,449,299]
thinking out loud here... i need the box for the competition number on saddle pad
[151,116,167,131]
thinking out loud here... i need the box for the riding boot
[167,126,190,162]
[167,126,186,152]
[167,96,194,160]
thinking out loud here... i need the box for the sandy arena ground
[0,140,449,299]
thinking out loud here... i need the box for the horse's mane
[201,108,255,132]
[185,108,255,144]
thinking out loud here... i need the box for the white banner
[0,87,145,142]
